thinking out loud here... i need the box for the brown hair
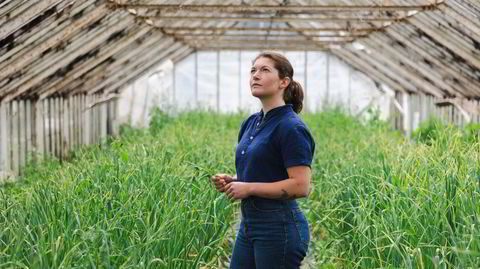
[253,51,304,113]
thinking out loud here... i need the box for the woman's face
[250,57,289,99]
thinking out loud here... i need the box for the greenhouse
[0,0,479,268]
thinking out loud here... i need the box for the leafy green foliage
[1,110,479,269]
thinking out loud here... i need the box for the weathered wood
[35,99,45,160]
[145,15,405,22]
[0,4,111,95]
[25,100,32,163]
[63,98,69,156]
[45,99,51,155]
[50,97,56,157]
[0,0,65,41]
[116,3,433,12]
[0,102,9,172]
[18,100,25,171]
[11,101,19,175]
[84,95,91,145]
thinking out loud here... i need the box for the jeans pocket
[292,209,310,250]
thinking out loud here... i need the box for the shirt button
[250,136,253,140]
[241,150,245,155]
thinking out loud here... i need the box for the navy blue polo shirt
[235,104,315,184]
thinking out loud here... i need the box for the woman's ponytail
[283,80,304,114]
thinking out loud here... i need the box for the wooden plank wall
[391,92,480,135]
[0,94,119,180]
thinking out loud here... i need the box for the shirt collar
[259,104,293,121]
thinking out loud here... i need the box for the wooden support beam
[2,11,134,102]
[113,3,436,12]
[11,101,19,175]
[197,45,328,51]
[0,102,9,173]
[145,15,406,23]
[352,41,444,98]
[169,32,368,38]
[362,35,458,97]
[44,99,50,156]
[333,48,417,93]
[84,95,90,145]
[62,98,69,157]
[38,27,152,99]
[25,99,32,163]
[182,38,350,45]
[385,25,480,97]
[100,99,108,141]
[0,0,66,40]
[65,36,175,96]
[0,0,98,71]
[83,38,179,95]
[408,14,480,70]
[35,99,45,160]
[156,26,377,33]
[104,46,194,95]
[18,100,25,171]
[0,4,110,91]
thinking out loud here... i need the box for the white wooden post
[100,99,108,142]
[11,101,19,175]
[84,94,91,145]
[0,102,9,173]
[63,98,69,155]
[112,97,119,136]
[26,100,32,163]
[35,99,45,160]
[18,100,26,171]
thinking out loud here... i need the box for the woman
[211,51,315,269]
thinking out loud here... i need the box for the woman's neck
[260,96,285,115]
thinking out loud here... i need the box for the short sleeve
[279,124,315,168]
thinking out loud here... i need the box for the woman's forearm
[247,177,309,200]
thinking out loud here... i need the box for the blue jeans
[230,197,309,269]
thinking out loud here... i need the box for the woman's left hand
[224,182,251,200]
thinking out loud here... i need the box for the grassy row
[303,110,480,268]
[1,108,479,268]
[0,110,243,268]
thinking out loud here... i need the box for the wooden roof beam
[342,47,421,94]
[104,46,194,95]
[354,40,444,98]
[89,42,187,95]
[143,15,407,23]
[167,32,367,38]
[2,12,134,102]
[0,0,67,40]
[65,37,178,96]
[409,14,480,70]
[112,3,437,12]
[385,25,480,97]
[332,49,407,94]
[364,33,466,98]
[37,27,153,100]
[154,26,376,33]
[0,4,111,87]
[195,46,328,51]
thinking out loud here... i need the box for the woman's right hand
[211,174,235,192]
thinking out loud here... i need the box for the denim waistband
[241,196,299,209]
